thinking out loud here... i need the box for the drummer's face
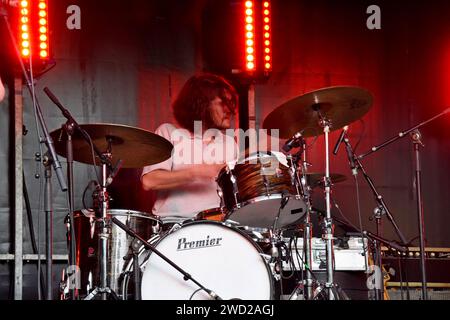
[209,93,233,129]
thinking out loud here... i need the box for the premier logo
[177,235,223,251]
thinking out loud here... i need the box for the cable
[189,288,203,300]
[85,132,101,184]
[291,236,329,300]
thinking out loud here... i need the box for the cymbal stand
[315,108,335,300]
[289,139,314,300]
[84,145,117,300]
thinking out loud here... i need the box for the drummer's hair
[172,73,238,132]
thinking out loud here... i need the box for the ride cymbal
[263,86,373,138]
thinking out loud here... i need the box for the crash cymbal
[50,123,173,168]
[304,172,347,188]
[263,86,373,138]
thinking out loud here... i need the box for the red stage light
[19,0,50,61]
[19,0,30,58]
[243,0,272,74]
[262,0,272,72]
[245,1,255,72]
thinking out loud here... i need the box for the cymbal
[263,86,373,138]
[50,123,173,168]
[304,172,347,188]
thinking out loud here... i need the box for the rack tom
[217,152,306,229]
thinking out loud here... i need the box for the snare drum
[71,209,160,296]
[217,152,307,229]
[121,220,275,300]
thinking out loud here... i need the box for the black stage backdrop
[0,0,449,299]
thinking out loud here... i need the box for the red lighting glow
[244,1,255,71]
[262,1,272,72]
[19,0,50,61]
[19,0,30,57]
[243,0,272,74]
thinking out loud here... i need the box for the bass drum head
[140,221,274,300]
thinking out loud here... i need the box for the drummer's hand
[192,163,226,180]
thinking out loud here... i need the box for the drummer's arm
[0,77,5,102]
[141,164,223,191]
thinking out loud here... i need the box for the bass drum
[121,220,275,300]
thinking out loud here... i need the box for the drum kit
[51,86,391,300]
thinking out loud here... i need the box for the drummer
[141,73,239,220]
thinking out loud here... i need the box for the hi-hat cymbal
[304,172,347,188]
[263,86,373,138]
[50,123,173,168]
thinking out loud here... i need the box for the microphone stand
[111,217,223,300]
[289,139,314,300]
[130,238,142,300]
[344,136,406,300]
[1,6,67,301]
[356,107,450,300]
[43,153,53,300]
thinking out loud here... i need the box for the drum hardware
[217,151,307,229]
[284,136,316,300]
[130,238,143,300]
[263,86,374,300]
[49,122,173,300]
[111,218,226,300]
[83,149,119,301]
[353,106,450,301]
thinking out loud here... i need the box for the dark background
[0,0,449,299]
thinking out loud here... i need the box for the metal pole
[411,131,428,300]
[14,76,24,300]
[301,141,313,300]
[44,155,53,300]
[323,124,335,299]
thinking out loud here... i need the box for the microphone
[280,190,289,209]
[282,131,303,152]
[106,159,123,186]
[333,126,348,155]
[44,87,68,116]
[1,0,19,7]
[344,138,357,175]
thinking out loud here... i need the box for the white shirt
[142,123,238,219]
